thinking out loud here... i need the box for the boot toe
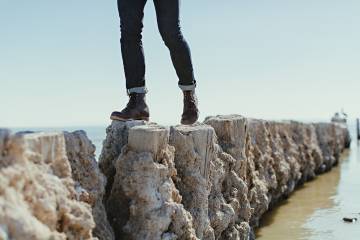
[110,111,125,121]
[110,111,150,121]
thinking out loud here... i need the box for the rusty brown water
[256,129,360,239]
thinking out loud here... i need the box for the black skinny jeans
[117,0,196,93]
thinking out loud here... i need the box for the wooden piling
[357,118,360,140]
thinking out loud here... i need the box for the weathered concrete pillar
[0,130,96,240]
[99,120,146,201]
[1,115,352,240]
[314,123,338,170]
[204,115,254,240]
[204,115,247,160]
[169,124,216,240]
[64,131,114,240]
[106,123,197,240]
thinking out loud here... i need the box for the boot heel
[140,116,149,121]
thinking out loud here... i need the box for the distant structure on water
[357,118,360,140]
[331,110,353,146]
[331,110,348,124]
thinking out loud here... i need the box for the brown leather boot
[181,90,199,125]
[110,93,149,121]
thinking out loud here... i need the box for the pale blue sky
[1,0,359,127]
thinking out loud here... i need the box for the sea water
[256,122,360,239]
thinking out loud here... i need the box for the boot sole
[110,115,149,122]
[181,118,198,125]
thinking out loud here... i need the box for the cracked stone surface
[204,115,350,238]
[0,130,96,240]
[0,114,350,240]
[105,123,198,240]
[64,131,114,240]
[169,124,216,240]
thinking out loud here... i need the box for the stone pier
[0,115,350,240]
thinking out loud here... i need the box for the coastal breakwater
[0,130,114,240]
[0,115,350,240]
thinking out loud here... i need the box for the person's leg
[153,0,199,124]
[110,0,149,121]
[153,0,197,91]
[118,0,148,94]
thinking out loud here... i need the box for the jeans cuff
[178,83,196,91]
[127,86,148,95]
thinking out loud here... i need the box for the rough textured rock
[98,121,147,239]
[99,120,146,202]
[204,115,350,237]
[64,131,114,240]
[203,116,256,239]
[169,124,216,240]
[314,122,349,170]
[104,123,198,239]
[99,116,349,240]
[0,130,96,240]
[0,114,350,240]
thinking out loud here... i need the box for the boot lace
[123,94,138,112]
[184,92,198,111]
